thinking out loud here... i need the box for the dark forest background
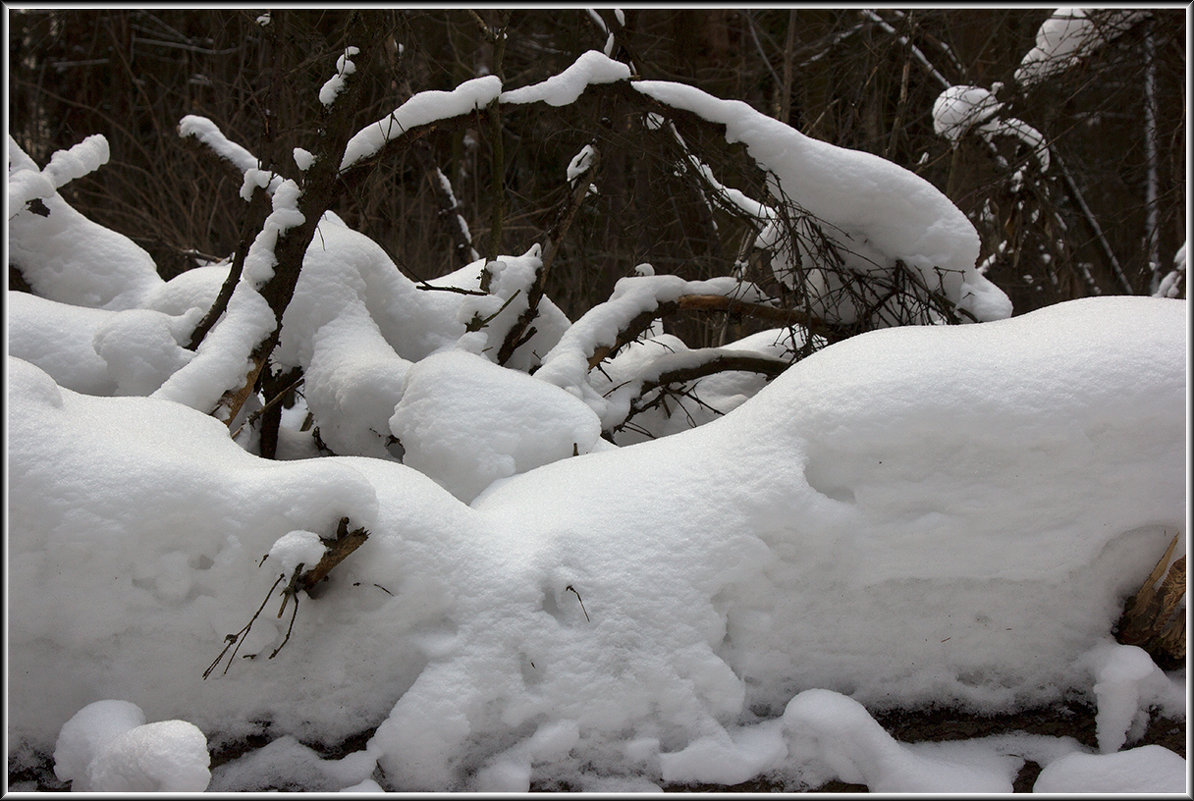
[9,8,1186,335]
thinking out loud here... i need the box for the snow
[390,349,601,502]
[293,147,315,171]
[6,46,1187,794]
[498,49,631,106]
[319,46,359,108]
[533,273,771,418]
[932,85,1050,170]
[1155,241,1186,299]
[1016,8,1150,87]
[783,690,1016,792]
[9,137,165,310]
[341,76,502,171]
[1033,745,1188,792]
[1081,641,1179,753]
[566,143,597,185]
[9,292,1186,791]
[633,78,1013,324]
[179,115,259,176]
[52,700,210,791]
[932,85,1002,143]
[267,530,328,575]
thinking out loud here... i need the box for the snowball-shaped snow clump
[932,85,1001,143]
[782,689,1013,792]
[83,719,211,792]
[268,529,327,575]
[53,700,146,785]
[54,700,210,791]
[390,349,602,502]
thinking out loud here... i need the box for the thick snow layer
[390,349,601,502]
[591,327,806,440]
[178,115,259,175]
[1081,641,1178,753]
[9,136,164,310]
[151,282,276,417]
[633,79,1012,323]
[268,530,327,575]
[341,76,502,171]
[933,86,1002,142]
[8,134,109,215]
[8,293,1184,791]
[82,720,211,792]
[53,700,146,785]
[783,690,1016,792]
[499,49,631,106]
[8,291,119,395]
[1033,744,1187,792]
[533,273,771,417]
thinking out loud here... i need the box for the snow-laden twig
[8,134,110,217]
[319,46,360,108]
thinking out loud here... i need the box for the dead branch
[186,173,272,352]
[587,293,843,371]
[295,516,371,592]
[203,516,370,677]
[1116,533,1186,669]
[497,145,600,365]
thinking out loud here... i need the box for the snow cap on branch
[179,115,259,176]
[340,76,502,171]
[499,50,631,106]
[319,46,360,108]
[1016,8,1150,87]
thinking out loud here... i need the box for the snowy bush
[7,26,1186,793]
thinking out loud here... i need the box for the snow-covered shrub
[7,30,1186,793]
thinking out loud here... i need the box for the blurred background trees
[9,8,1186,332]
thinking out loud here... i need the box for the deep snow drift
[8,295,1187,792]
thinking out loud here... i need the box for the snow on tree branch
[1016,8,1151,88]
[319,46,360,107]
[633,79,1012,323]
[339,76,502,171]
[8,134,110,216]
[178,115,260,176]
[498,49,631,106]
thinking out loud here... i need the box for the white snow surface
[319,46,359,107]
[1033,744,1187,792]
[633,78,1013,323]
[9,137,165,310]
[179,115,259,176]
[9,293,1186,791]
[499,49,631,106]
[340,76,502,171]
[1016,8,1150,87]
[390,349,602,502]
[52,700,210,792]
[933,85,1050,170]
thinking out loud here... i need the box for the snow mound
[1033,745,1187,793]
[53,700,209,791]
[9,295,1186,791]
[390,349,602,502]
[783,689,1015,792]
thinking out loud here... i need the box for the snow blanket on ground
[7,295,1186,790]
